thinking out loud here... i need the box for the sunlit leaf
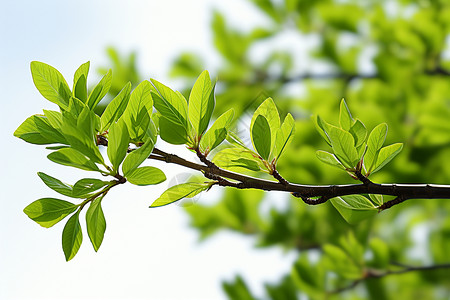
[62,211,83,261]
[86,196,106,252]
[371,143,403,173]
[365,123,388,173]
[200,108,234,154]
[101,82,132,132]
[107,120,130,173]
[330,195,377,224]
[47,148,101,172]
[252,115,271,160]
[150,182,212,207]
[86,69,112,109]
[72,178,110,198]
[24,198,77,228]
[37,172,73,197]
[339,99,354,131]
[126,166,166,186]
[315,150,345,169]
[188,70,213,136]
[30,61,71,109]
[122,138,155,176]
[250,98,280,151]
[151,78,188,127]
[272,113,295,161]
[327,125,359,168]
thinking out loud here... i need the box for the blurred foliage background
[101,0,450,299]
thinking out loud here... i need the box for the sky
[0,1,297,299]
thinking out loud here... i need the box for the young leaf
[86,69,112,109]
[272,113,295,161]
[122,138,155,176]
[330,195,377,224]
[33,115,68,144]
[150,182,212,208]
[151,78,188,128]
[48,148,101,172]
[62,211,83,261]
[212,148,265,172]
[37,172,73,197]
[86,196,106,252]
[349,119,367,148]
[315,115,332,146]
[121,80,153,141]
[369,194,384,206]
[250,98,280,151]
[30,61,71,109]
[339,99,354,131]
[188,70,214,136]
[315,150,345,169]
[73,61,90,89]
[72,178,110,198]
[159,117,189,145]
[100,82,132,132]
[365,123,388,173]
[73,75,87,102]
[23,198,77,228]
[371,143,403,173]
[327,125,359,168]
[251,115,271,160]
[107,120,130,173]
[199,108,234,154]
[323,244,362,279]
[126,166,166,186]
[60,108,104,164]
[14,115,57,145]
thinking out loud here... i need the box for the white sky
[0,1,297,299]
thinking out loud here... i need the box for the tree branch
[147,147,450,209]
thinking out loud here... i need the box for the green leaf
[250,98,280,151]
[371,143,403,173]
[369,194,384,206]
[72,178,110,198]
[30,61,71,109]
[60,108,104,164]
[126,166,166,186]
[272,113,295,161]
[159,116,189,145]
[150,182,212,207]
[37,172,73,197]
[315,150,345,169]
[48,148,101,172]
[73,61,90,89]
[24,198,77,228]
[330,195,377,224]
[291,254,326,298]
[33,115,68,144]
[86,69,112,109]
[121,80,153,141]
[151,78,188,128]
[365,123,388,173]
[349,119,367,148]
[199,108,234,154]
[62,211,83,261]
[14,115,57,145]
[212,148,265,172]
[122,139,155,176]
[100,82,132,132]
[86,196,106,252]
[73,75,87,103]
[327,125,359,168]
[189,70,214,137]
[252,115,271,160]
[339,99,354,130]
[315,115,332,145]
[107,120,130,173]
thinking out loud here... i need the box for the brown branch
[147,148,450,209]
